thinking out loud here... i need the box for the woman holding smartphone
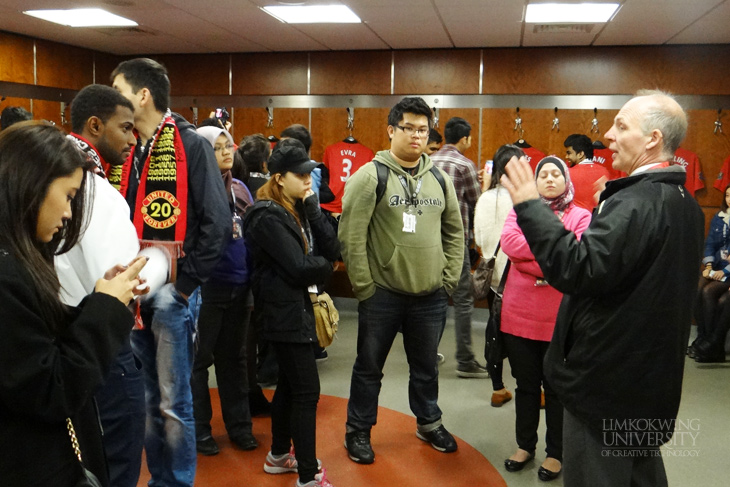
[243,138,340,487]
[0,122,146,486]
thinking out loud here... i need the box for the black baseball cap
[268,138,317,175]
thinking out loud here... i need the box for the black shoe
[416,425,457,453]
[196,436,219,456]
[504,451,535,472]
[345,430,375,464]
[538,466,562,481]
[693,339,726,363]
[230,432,258,451]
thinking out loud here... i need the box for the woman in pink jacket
[500,156,591,482]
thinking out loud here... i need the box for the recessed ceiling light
[23,8,138,27]
[262,4,361,24]
[525,3,620,23]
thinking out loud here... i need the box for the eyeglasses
[395,125,429,137]
[214,143,234,152]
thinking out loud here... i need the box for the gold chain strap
[66,417,84,463]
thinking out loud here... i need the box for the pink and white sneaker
[296,468,334,487]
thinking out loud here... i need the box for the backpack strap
[374,159,390,205]
[374,159,447,205]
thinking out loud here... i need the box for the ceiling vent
[93,26,157,36]
[532,24,595,34]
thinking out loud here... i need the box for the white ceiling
[0,0,728,55]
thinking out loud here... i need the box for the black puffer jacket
[244,197,340,343]
[514,165,703,445]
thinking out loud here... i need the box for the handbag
[66,417,103,487]
[310,292,340,348]
[472,241,501,300]
[484,260,510,374]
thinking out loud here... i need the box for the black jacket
[0,248,135,486]
[514,165,703,445]
[125,113,230,296]
[244,198,340,343]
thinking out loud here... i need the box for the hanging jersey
[592,147,624,180]
[715,154,730,191]
[321,141,375,213]
[672,148,704,196]
[523,146,547,172]
[569,161,611,212]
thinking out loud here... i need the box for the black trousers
[271,341,321,484]
[563,409,667,487]
[504,333,563,460]
[191,282,252,439]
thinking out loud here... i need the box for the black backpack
[373,159,447,205]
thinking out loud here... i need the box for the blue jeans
[347,286,448,431]
[131,283,197,487]
[95,342,145,487]
[453,245,476,366]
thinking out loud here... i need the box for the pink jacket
[500,204,592,342]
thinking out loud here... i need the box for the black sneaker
[416,425,458,453]
[230,431,258,451]
[196,436,220,456]
[344,430,375,464]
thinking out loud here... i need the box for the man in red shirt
[564,134,610,212]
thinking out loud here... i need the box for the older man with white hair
[500,90,703,486]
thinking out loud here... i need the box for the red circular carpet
[137,389,506,486]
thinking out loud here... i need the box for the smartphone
[484,160,494,175]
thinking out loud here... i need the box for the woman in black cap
[243,138,339,487]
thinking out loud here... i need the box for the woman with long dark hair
[244,138,339,487]
[473,144,526,408]
[500,156,591,482]
[0,122,146,486]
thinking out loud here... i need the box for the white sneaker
[264,446,323,474]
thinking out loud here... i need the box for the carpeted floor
[137,389,506,487]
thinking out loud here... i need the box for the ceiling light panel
[526,3,619,23]
[262,5,361,24]
[23,8,138,27]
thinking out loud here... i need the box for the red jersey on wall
[321,140,375,213]
[673,147,704,196]
[714,154,730,192]
[522,146,547,172]
[569,162,611,212]
[592,147,624,180]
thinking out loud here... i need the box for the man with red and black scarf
[112,58,229,487]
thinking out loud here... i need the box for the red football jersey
[673,148,704,196]
[522,146,547,173]
[592,147,624,180]
[569,162,611,212]
[714,154,730,192]
[321,141,375,213]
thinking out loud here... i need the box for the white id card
[402,211,417,233]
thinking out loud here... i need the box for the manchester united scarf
[113,111,188,254]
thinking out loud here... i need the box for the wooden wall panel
[435,108,480,164]
[1,97,31,112]
[31,100,64,127]
[153,54,229,96]
[482,46,730,95]
[394,49,480,94]
[35,40,93,90]
[684,109,730,208]
[0,31,34,84]
[232,53,307,95]
[479,108,618,168]
[310,51,390,95]
[310,108,390,162]
[95,53,126,85]
[231,107,309,145]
